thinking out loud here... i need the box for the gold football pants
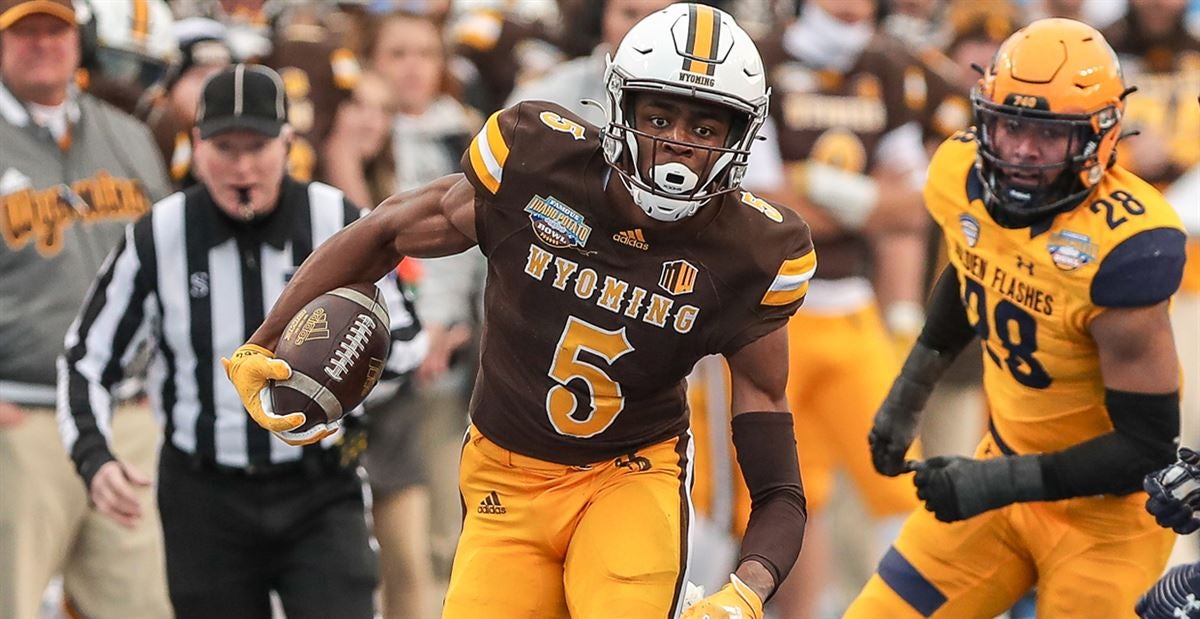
[844,433,1174,618]
[783,305,918,516]
[442,426,693,618]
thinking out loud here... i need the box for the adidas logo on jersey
[477,491,507,515]
[612,228,649,250]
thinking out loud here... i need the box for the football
[270,283,391,435]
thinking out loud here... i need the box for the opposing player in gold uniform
[846,18,1188,617]
[224,5,812,618]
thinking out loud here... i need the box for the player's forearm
[250,177,474,350]
[249,208,406,350]
[872,230,927,316]
[1038,390,1180,499]
[733,560,776,604]
[732,412,807,600]
[918,265,975,355]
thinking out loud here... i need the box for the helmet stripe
[132,0,150,43]
[706,8,721,75]
[684,4,697,66]
[684,4,717,75]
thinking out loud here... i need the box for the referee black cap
[196,64,288,139]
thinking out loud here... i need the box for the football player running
[224,5,812,618]
[846,18,1188,618]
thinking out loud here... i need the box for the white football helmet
[601,3,770,222]
[92,0,180,88]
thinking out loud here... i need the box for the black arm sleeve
[917,264,976,356]
[1038,389,1180,499]
[732,412,807,597]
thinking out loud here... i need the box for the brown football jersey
[264,32,361,181]
[459,102,815,465]
[450,10,564,113]
[758,33,919,280]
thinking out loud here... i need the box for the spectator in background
[1027,0,1089,21]
[262,3,361,182]
[1026,0,1128,29]
[0,1,173,617]
[1105,0,1199,187]
[84,0,178,115]
[324,10,478,617]
[878,0,973,148]
[943,0,1017,91]
[173,0,362,182]
[883,0,953,50]
[322,71,395,210]
[506,0,675,125]
[447,0,565,113]
[186,0,277,61]
[138,17,235,188]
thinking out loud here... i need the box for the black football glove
[869,395,921,477]
[1144,448,1200,534]
[912,455,1044,522]
[869,343,954,477]
[1137,562,1200,619]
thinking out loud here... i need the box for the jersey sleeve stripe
[760,252,816,307]
[485,111,510,165]
[467,111,509,194]
[778,251,817,278]
[768,269,816,292]
[468,139,499,193]
[762,282,809,306]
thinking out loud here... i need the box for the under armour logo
[189,272,209,298]
[1016,256,1034,275]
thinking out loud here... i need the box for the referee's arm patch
[1091,227,1188,308]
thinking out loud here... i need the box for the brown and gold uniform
[444,102,814,618]
[264,28,361,182]
[749,33,921,519]
[450,9,564,114]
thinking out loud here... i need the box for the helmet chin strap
[630,185,703,221]
[618,175,702,222]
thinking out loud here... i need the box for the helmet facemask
[598,3,770,221]
[973,89,1121,229]
[95,47,171,91]
[968,18,1128,229]
[600,62,767,222]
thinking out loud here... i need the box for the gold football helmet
[972,18,1128,228]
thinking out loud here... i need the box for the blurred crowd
[1,0,1198,618]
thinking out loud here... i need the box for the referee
[57,64,424,619]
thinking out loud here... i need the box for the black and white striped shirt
[57,178,425,485]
